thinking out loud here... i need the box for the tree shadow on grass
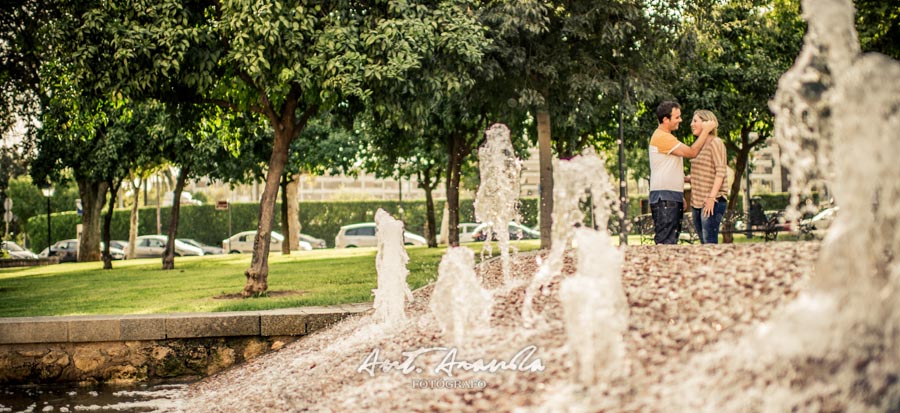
[213,290,307,300]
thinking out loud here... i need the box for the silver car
[299,233,327,249]
[133,235,204,257]
[222,231,312,254]
[334,223,427,248]
[1,241,38,259]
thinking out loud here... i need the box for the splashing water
[559,228,628,385]
[523,148,620,326]
[646,0,900,410]
[373,209,414,325]
[429,247,493,348]
[474,123,522,281]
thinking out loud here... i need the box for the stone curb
[0,304,372,344]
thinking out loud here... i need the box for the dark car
[38,239,125,261]
[45,239,79,262]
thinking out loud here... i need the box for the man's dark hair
[656,101,681,123]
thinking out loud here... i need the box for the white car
[471,222,540,242]
[334,223,427,248]
[1,241,38,259]
[439,223,479,243]
[133,235,204,258]
[299,233,327,249]
[223,231,311,254]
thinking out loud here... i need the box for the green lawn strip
[0,240,540,317]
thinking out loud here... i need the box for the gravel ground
[184,241,820,412]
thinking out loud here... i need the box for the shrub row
[25,193,803,251]
[24,199,491,250]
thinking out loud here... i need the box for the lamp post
[42,185,54,255]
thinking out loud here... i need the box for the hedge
[26,192,815,251]
[25,199,520,250]
[22,197,648,250]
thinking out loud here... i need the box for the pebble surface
[185,241,820,412]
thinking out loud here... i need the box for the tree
[3,176,79,248]
[0,144,29,238]
[68,0,486,295]
[479,0,663,248]
[359,114,447,247]
[285,114,359,251]
[855,0,900,59]
[198,109,359,255]
[151,103,234,270]
[676,0,805,242]
[30,69,118,262]
[0,0,65,134]
[354,2,490,247]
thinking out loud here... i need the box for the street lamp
[42,185,54,256]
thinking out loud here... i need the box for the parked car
[472,222,540,242]
[37,239,125,261]
[108,240,129,251]
[133,235,204,258]
[1,241,38,259]
[43,239,80,262]
[439,223,480,243]
[101,242,127,260]
[334,223,427,248]
[179,238,225,255]
[298,233,327,249]
[223,231,312,254]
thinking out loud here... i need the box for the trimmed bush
[26,199,489,250]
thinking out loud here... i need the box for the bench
[633,207,780,245]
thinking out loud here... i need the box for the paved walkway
[0,303,372,344]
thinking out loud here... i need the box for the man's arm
[671,120,716,158]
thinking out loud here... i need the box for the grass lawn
[0,232,798,318]
[0,240,541,318]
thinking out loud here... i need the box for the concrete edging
[0,304,372,345]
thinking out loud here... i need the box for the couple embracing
[649,101,728,245]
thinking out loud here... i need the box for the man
[649,101,716,244]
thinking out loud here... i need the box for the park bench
[632,201,780,244]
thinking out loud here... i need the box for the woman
[687,110,728,244]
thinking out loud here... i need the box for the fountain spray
[373,208,414,325]
[474,123,521,281]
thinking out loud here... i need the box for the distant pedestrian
[648,101,717,245]
[686,110,728,244]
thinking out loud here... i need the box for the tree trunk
[155,171,161,234]
[77,179,109,262]
[418,165,439,248]
[724,128,753,244]
[280,176,291,255]
[162,165,189,270]
[537,108,553,249]
[244,127,293,297]
[127,176,141,259]
[101,178,122,270]
[445,134,464,247]
[617,93,628,245]
[439,202,449,245]
[287,174,300,250]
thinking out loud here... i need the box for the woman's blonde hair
[694,109,719,137]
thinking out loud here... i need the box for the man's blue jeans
[651,200,683,245]
[692,197,727,244]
